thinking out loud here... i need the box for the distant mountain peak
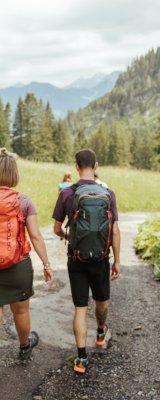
[65,71,120,90]
[14,82,24,88]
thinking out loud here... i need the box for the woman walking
[0,148,54,360]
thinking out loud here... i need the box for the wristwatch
[43,262,51,270]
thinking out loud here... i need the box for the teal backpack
[68,183,112,262]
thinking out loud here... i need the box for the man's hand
[111,261,120,280]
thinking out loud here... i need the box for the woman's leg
[0,306,4,321]
[10,299,30,345]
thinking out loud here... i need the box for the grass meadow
[17,159,160,226]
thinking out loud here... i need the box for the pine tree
[74,128,88,153]
[89,123,110,165]
[12,98,24,155]
[12,94,40,158]
[130,129,142,168]
[4,102,12,149]
[107,121,131,167]
[0,99,10,148]
[12,96,57,161]
[140,129,155,170]
[53,120,73,163]
[131,125,154,170]
[31,101,55,162]
[152,116,160,171]
[22,93,40,159]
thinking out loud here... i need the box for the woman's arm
[26,214,54,286]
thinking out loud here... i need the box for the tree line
[89,119,160,171]
[0,94,72,163]
[0,93,159,171]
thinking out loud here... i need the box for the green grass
[135,219,160,279]
[100,166,160,212]
[17,159,160,226]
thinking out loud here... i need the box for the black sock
[78,347,87,359]
[97,327,104,334]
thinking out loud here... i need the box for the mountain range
[0,71,120,118]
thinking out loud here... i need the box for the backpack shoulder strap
[65,183,79,229]
[70,183,79,192]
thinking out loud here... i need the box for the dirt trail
[0,213,160,400]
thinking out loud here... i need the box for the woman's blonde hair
[0,148,19,187]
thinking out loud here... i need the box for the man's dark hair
[75,149,97,169]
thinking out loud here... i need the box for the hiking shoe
[73,357,89,373]
[19,331,39,360]
[95,325,112,347]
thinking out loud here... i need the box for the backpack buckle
[74,211,79,221]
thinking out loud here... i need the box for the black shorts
[0,256,34,306]
[67,257,110,307]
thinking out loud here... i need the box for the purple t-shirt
[19,193,37,224]
[53,179,118,223]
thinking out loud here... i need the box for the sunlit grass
[100,166,160,212]
[17,159,160,226]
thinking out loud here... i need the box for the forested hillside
[65,48,160,171]
[66,48,160,134]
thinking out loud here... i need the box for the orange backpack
[0,188,31,270]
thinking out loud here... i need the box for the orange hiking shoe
[95,325,112,347]
[73,357,89,373]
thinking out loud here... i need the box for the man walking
[53,149,120,373]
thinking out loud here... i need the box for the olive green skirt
[0,256,34,305]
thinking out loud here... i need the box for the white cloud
[0,0,160,87]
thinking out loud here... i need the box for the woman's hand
[43,268,54,288]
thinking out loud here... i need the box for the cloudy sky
[0,0,160,88]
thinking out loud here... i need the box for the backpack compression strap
[104,208,112,256]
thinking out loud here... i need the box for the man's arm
[53,189,67,239]
[111,221,120,280]
[54,220,68,239]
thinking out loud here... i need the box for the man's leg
[95,300,111,346]
[10,299,30,345]
[73,306,88,348]
[95,300,109,329]
[73,306,89,372]
[68,259,90,371]
[89,258,110,345]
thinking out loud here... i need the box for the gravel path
[0,213,160,400]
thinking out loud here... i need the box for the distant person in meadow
[94,171,108,188]
[58,172,73,193]
[0,148,54,361]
